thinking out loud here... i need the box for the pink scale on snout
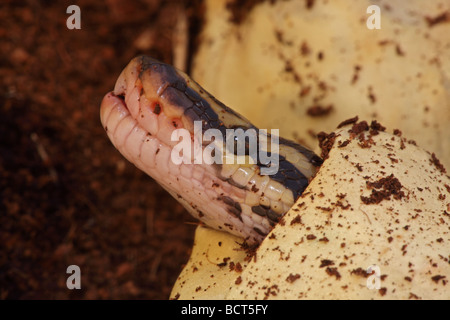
[123,124,147,165]
[112,115,137,160]
[124,84,141,119]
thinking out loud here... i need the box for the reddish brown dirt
[0,0,205,299]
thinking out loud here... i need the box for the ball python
[100,56,322,243]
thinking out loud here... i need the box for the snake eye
[152,102,162,115]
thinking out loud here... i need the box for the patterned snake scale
[100,56,322,243]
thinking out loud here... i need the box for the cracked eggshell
[193,0,450,170]
[226,125,450,299]
[170,225,247,300]
[172,124,450,299]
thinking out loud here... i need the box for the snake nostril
[116,94,125,101]
[171,118,182,129]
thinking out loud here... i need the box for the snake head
[101,55,322,244]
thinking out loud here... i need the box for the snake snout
[113,57,141,98]
[113,70,127,98]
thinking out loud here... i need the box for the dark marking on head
[153,103,161,115]
[279,136,323,167]
[251,205,266,217]
[222,177,246,190]
[218,196,242,221]
[136,56,256,136]
[253,227,267,237]
[184,85,203,102]
[251,205,282,225]
[161,86,194,111]
[265,209,281,224]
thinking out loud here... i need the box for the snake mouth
[100,58,135,136]
[100,91,131,147]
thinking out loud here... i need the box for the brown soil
[0,0,206,299]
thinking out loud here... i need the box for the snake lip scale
[100,55,322,243]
